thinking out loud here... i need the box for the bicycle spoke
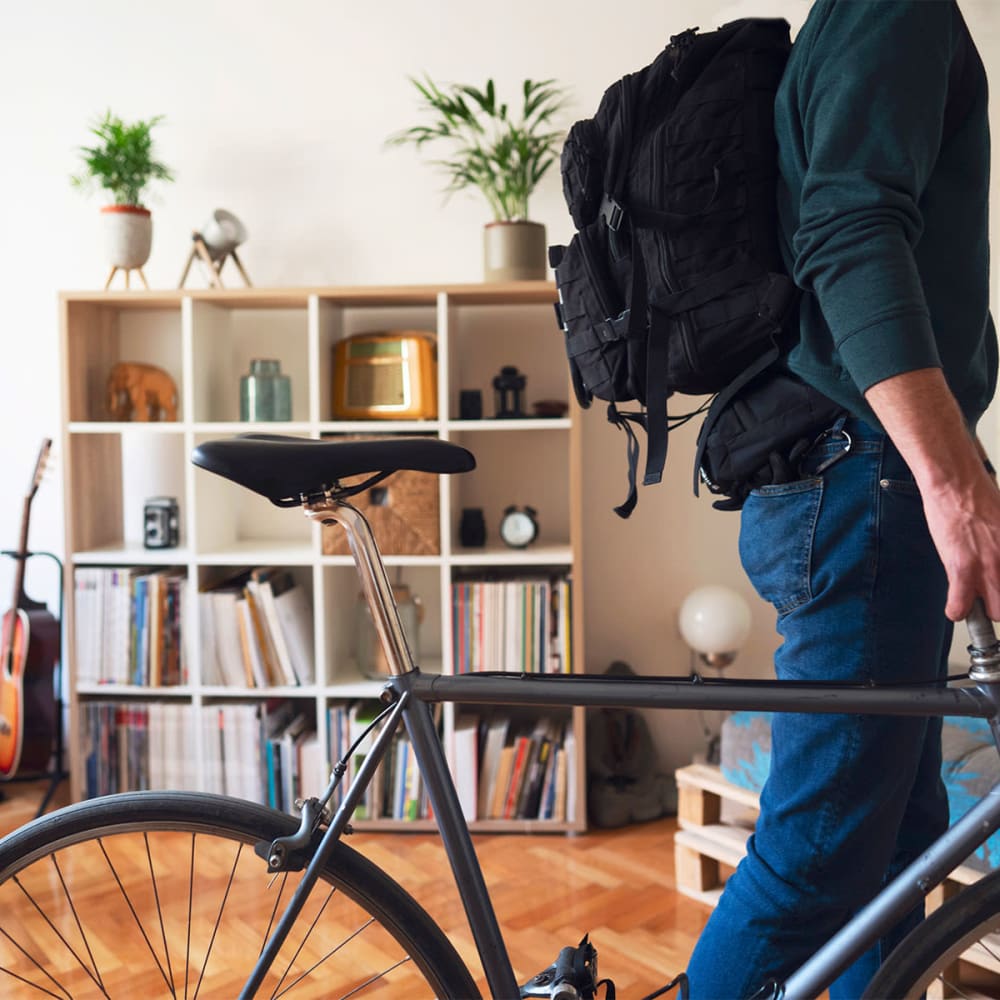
[272,916,381,1000]
[185,834,194,1000]
[191,840,243,1000]
[0,926,77,998]
[144,832,177,1000]
[51,853,106,995]
[336,957,413,1000]
[260,872,290,958]
[10,871,107,997]
[269,885,337,999]
[98,836,175,993]
[0,962,67,997]
[932,974,974,999]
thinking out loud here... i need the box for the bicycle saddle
[192,434,476,507]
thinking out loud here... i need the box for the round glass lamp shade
[679,585,752,665]
[201,209,247,259]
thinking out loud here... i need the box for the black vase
[459,508,487,547]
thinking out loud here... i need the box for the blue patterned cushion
[719,711,1000,873]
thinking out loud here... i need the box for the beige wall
[0,0,996,772]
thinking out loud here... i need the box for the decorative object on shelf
[533,399,568,419]
[106,362,178,421]
[178,209,253,289]
[459,389,483,421]
[322,437,440,555]
[355,584,423,676]
[493,365,527,418]
[142,497,180,550]
[499,505,538,549]
[332,331,437,420]
[387,75,568,282]
[71,111,174,291]
[459,508,487,548]
[240,359,292,422]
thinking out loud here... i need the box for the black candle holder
[493,366,526,419]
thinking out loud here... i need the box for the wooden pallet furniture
[673,762,1000,996]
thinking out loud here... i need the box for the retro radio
[332,331,438,420]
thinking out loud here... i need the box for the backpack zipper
[578,228,618,324]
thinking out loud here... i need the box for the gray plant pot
[483,220,547,282]
[101,205,153,269]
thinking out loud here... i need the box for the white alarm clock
[499,505,539,548]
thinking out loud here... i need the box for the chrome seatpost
[304,497,416,677]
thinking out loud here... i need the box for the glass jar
[240,358,291,421]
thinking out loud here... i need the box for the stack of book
[82,698,322,810]
[327,701,431,821]
[199,568,315,688]
[451,573,572,674]
[74,567,188,687]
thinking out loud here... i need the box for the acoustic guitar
[0,439,58,778]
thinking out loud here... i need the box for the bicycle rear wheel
[0,791,480,998]
[862,867,1000,999]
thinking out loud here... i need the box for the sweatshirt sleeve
[789,0,959,392]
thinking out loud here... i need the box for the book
[452,715,479,822]
[477,715,509,819]
[252,569,299,686]
[274,585,315,685]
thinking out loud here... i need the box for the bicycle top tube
[406,670,997,720]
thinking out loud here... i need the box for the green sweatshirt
[774,0,996,430]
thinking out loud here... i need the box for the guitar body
[0,605,58,778]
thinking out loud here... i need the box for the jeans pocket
[740,478,823,615]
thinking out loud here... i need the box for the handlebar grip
[966,597,998,651]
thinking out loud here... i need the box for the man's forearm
[864,366,1000,620]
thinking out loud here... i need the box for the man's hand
[865,367,1000,622]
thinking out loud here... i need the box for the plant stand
[0,549,67,818]
[105,267,149,291]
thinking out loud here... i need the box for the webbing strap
[644,306,671,487]
[609,403,646,519]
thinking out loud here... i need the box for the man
[685,2,998,997]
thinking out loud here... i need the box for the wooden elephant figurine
[106,362,178,422]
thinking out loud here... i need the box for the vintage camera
[144,496,180,549]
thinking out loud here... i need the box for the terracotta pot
[483,220,547,282]
[101,205,153,269]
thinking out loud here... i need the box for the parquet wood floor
[0,781,709,997]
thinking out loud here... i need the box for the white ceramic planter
[483,220,547,282]
[101,205,153,269]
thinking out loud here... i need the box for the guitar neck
[11,495,31,610]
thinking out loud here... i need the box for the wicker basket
[321,451,440,556]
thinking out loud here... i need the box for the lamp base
[178,233,253,289]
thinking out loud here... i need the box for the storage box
[321,447,440,556]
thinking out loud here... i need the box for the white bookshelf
[61,282,586,832]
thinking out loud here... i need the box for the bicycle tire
[0,790,481,999]
[861,866,1000,999]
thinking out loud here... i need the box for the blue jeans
[685,418,952,999]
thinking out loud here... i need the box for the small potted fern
[72,111,174,287]
[388,76,568,281]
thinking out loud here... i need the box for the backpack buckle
[600,194,625,232]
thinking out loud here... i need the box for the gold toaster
[332,331,438,420]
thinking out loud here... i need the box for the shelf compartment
[320,564,442,686]
[190,302,310,423]
[68,432,187,553]
[445,301,567,421]
[315,300,440,423]
[196,564,317,690]
[64,301,184,423]
[448,428,571,552]
[192,432,313,555]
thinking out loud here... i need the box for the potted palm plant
[72,111,174,288]
[388,76,568,281]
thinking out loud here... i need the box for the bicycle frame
[242,495,1000,1000]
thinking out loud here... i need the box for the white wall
[1,0,996,774]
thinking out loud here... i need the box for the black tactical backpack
[550,19,800,517]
